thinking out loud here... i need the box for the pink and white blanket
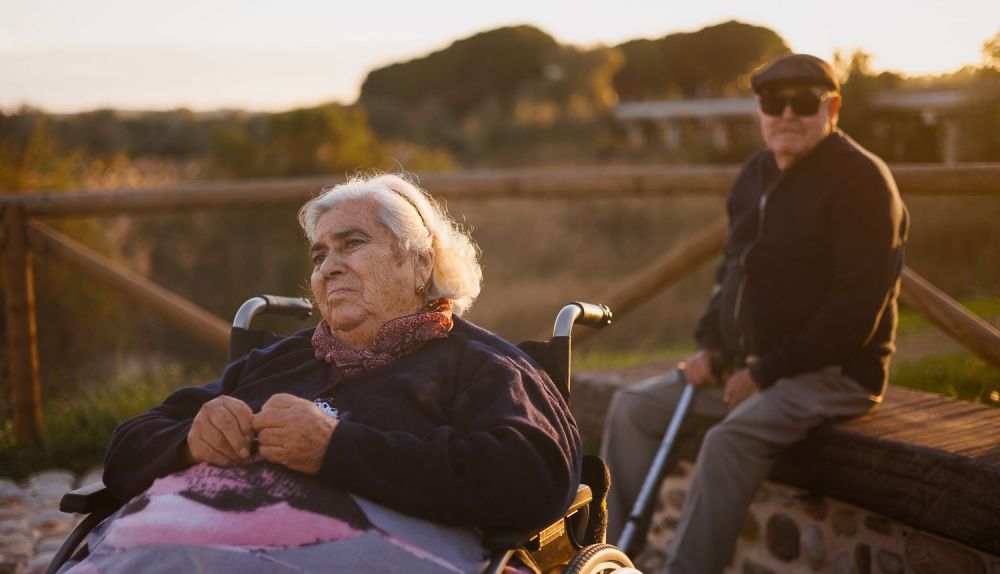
[61,461,522,574]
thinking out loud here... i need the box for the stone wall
[635,461,999,574]
[0,469,100,574]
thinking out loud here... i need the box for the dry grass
[450,194,725,349]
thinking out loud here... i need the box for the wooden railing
[3,164,1000,443]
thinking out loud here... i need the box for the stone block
[26,471,74,490]
[833,509,858,537]
[35,536,67,554]
[742,559,776,574]
[665,489,685,511]
[740,511,760,542]
[802,524,825,570]
[863,515,892,536]
[0,531,32,549]
[765,512,800,562]
[800,495,828,521]
[0,507,27,522]
[905,532,986,574]
[28,510,73,538]
[22,551,55,574]
[0,530,33,563]
[0,481,25,504]
[0,519,28,536]
[876,549,904,574]
[634,546,666,573]
[77,468,103,489]
[753,485,770,504]
[833,550,856,574]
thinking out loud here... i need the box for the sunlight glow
[0,0,996,111]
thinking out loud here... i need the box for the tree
[360,26,560,123]
[209,104,388,177]
[613,20,789,100]
[983,29,1000,68]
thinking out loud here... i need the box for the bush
[0,366,198,479]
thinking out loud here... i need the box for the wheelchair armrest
[482,484,592,551]
[59,481,121,515]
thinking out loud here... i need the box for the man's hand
[252,394,338,475]
[683,348,722,388]
[723,368,759,410]
[186,396,255,467]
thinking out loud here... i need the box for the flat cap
[750,54,839,94]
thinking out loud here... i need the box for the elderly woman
[67,174,580,573]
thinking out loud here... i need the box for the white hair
[298,173,482,316]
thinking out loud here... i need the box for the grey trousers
[601,366,877,574]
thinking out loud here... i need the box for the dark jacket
[695,130,908,396]
[103,316,581,532]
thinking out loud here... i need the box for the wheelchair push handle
[553,302,613,338]
[233,295,313,329]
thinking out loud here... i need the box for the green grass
[897,296,1000,334]
[573,324,1000,409]
[891,294,1000,406]
[0,367,194,480]
[891,353,1000,406]
[573,344,694,372]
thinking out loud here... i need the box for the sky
[1,0,998,113]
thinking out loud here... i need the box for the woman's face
[309,198,429,347]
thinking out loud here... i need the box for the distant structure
[614,89,971,163]
[870,90,968,164]
[614,97,759,157]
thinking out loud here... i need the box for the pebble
[0,468,95,574]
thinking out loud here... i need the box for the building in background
[613,89,973,164]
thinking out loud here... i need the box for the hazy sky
[1,0,998,112]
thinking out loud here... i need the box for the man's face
[758,85,841,170]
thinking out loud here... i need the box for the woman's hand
[252,393,338,475]
[186,396,255,466]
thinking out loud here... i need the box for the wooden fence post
[899,267,1000,370]
[2,205,42,444]
[26,221,230,352]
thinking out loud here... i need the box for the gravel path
[0,468,101,574]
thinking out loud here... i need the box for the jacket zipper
[733,180,779,359]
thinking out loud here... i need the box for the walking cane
[617,366,697,557]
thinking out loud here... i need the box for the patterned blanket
[61,461,524,573]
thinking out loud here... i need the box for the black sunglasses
[758,93,830,117]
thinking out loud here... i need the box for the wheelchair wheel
[562,543,639,574]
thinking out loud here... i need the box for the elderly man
[602,54,909,574]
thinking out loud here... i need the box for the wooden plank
[900,266,1000,370]
[2,163,998,217]
[26,221,229,351]
[2,206,42,444]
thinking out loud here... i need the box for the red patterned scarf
[312,299,453,377]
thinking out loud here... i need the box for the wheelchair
[45,296,639,574]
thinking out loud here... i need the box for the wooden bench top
[571,365,1000,555]
[774,385,1000,555]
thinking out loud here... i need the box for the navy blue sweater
[103,317,581,532]
[695,130,908,395]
